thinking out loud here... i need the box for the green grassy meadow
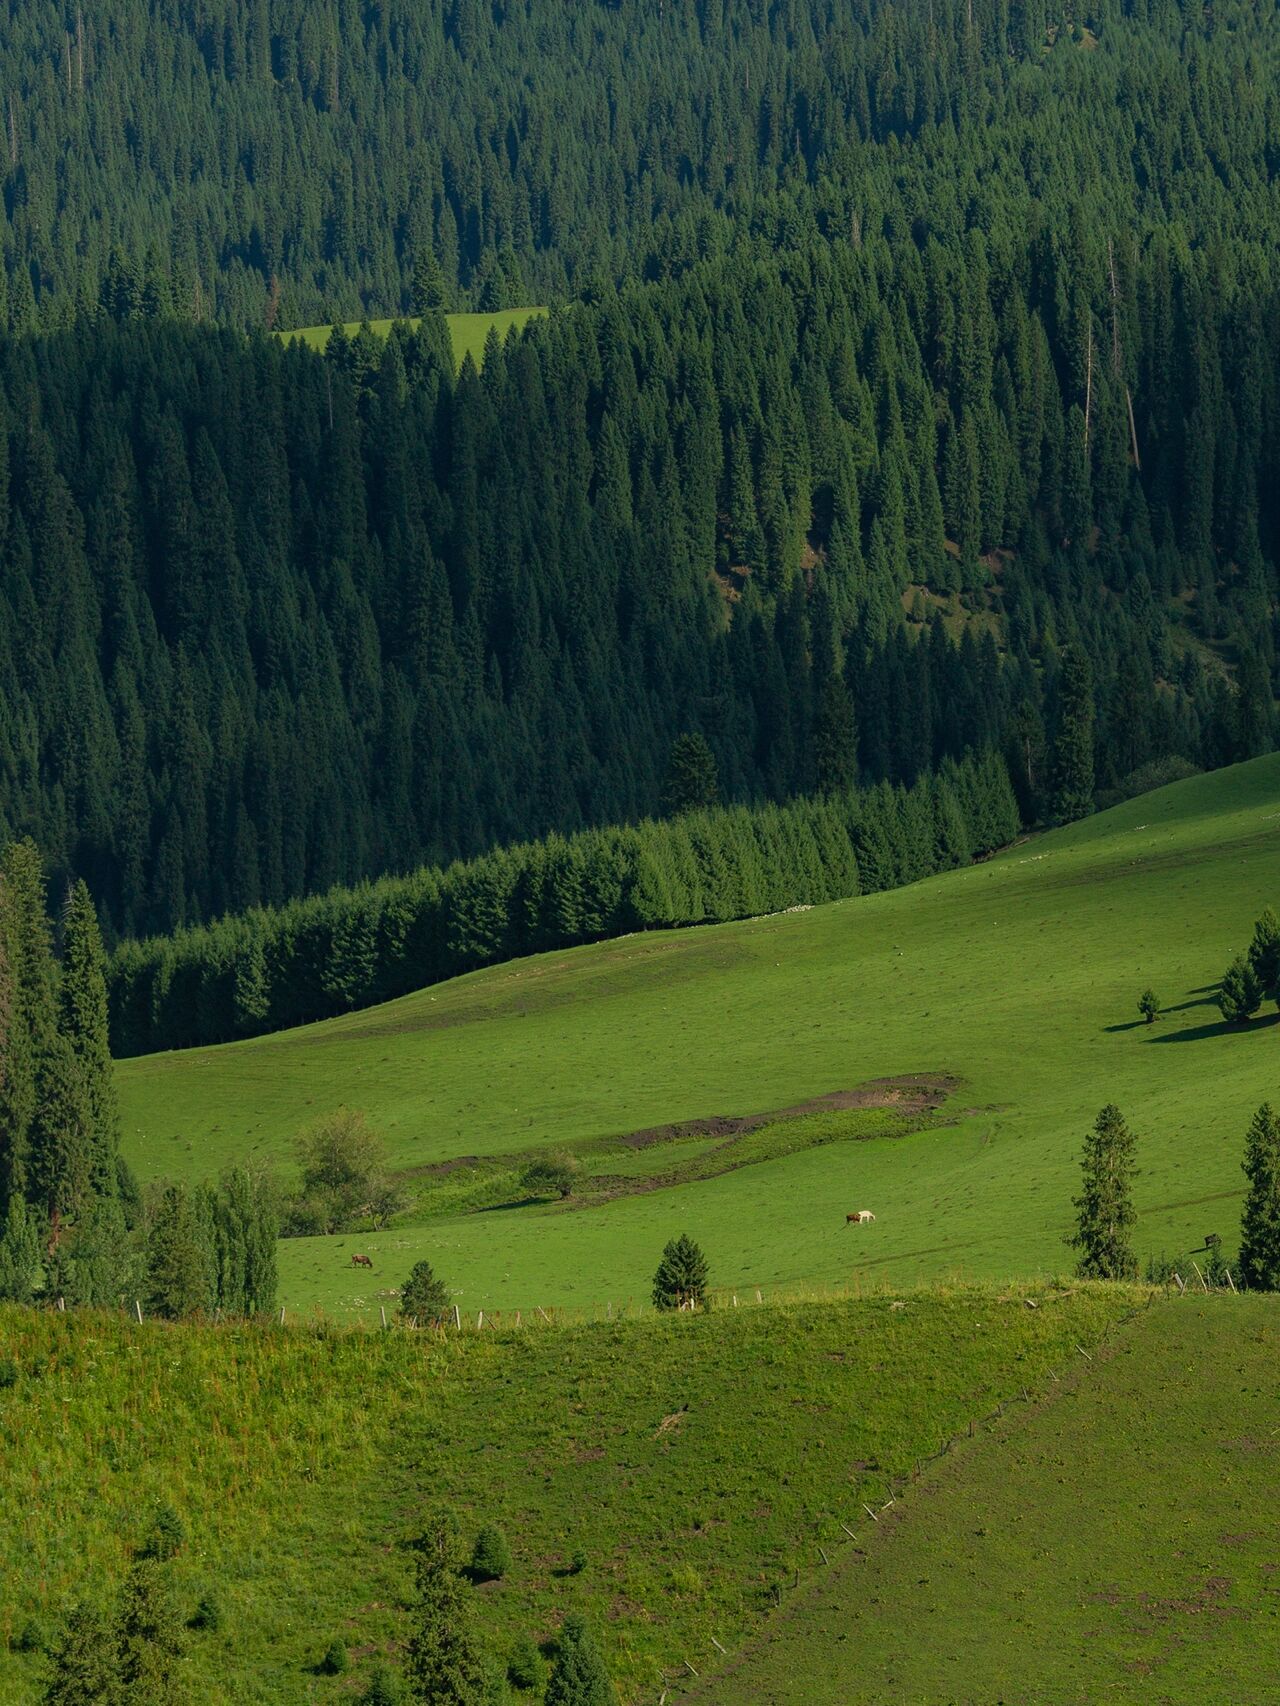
[282,307,546,367]
[118,756,1280,1319]
[694,1295,1280,1706]
[0,1283,1145,1704]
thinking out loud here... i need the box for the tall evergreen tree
[1069,1105,1138,1281]
[1239,1103,1280,1292]
[404,1523,486,1706]
[1049,649,1095,825]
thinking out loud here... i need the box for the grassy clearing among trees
[118,756,1280,1317]
[282,308,546,367]
[0,1282,1143,1704]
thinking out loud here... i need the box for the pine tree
[663,735,719,816]
[1049,648,1095,824]
[144,1185,213,1318]
[652,1233,709,1311]
[404,1523,486,1706]
[58,880,121,1199]
[1218,955,1263,1024]
[1239,1104,1280,1291]
[1247,908,1280,1007]
[399,1259,451,1323]
[115,1559,190,1704]
[544,1614,612,1706]
[1069,1105,1138,1280]
[0,1194,41,1302]
[811,675,858,795]
[42,1602,121,1706]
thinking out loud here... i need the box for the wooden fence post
[134,1300,143,1324]
[453,1304,462,1330]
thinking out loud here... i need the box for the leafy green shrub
[0,1357,17,1389]
[188,1593,222,1633]
[1137,988,1160,1024]
[507,1635,542,1690]
[319,1638,349,1675]
[1144,1252,1178,1284]
[399,1259,451,1324]
[520,1155,579,1200]
[652,1233,709,1310]
[569,1547,588,1575]
[471,1524,512,1582]
[141,1504,187,1561]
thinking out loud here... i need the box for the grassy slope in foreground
[0,1284,1140,1705]
[119,755,1280,1317]
[693,1295,1280,1706]
[283,306,546,367]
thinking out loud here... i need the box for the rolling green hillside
[118,757,1280,1319]
[0,1284,1144,1704]
[693,1295,1280,1706]
[282,307,546,367]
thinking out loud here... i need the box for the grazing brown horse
[845,1210,876,1225]
[350,1253,373,1269]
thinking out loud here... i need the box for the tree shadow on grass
[1105,994,1219,1034]
[1146,1012,1280,1044]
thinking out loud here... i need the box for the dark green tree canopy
[1069,1104,1139,1282]
[652,1233,710,1312]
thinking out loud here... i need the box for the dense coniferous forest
[0,0,1278,958]
[107,751,1020,1054]
[0,0,1273,331]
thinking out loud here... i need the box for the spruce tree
[0,1194,41,1303]
[1239,1103,1280,1291]
[58,880,121,1198]
[115,1559,190,1704]
[41,1602,120,1706]
[663,736,718,816]
[1218,955,1263,1024]
[1247,908,1280,1007]
[404,1522,486,1706]
[144,1185,213,1318]
[1049,648,1095,824]
[544,1614,612,1706]
[1068,1105,1138,1280]
[399,1259,451,1324]
[810,675,858,796]
[652,1234,709,1311]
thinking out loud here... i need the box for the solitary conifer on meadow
[652,1233,709,1311]
[1239,1103,1280,1292]
[1069,1105,1138,1281]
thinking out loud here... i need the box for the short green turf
[281,306,546,366]
[0,1283,1142,1704]
[118,757,1280,1316]
[692,1294,1280,1706]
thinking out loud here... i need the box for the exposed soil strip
[617,1074,960,1150]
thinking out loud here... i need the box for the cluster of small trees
[400,1519,610,1704]
[108,753,1021,1058]
[42,1506,200,1705]
[1070,1102,1280,1289]
[0,840,279,1319]
[1217,908,1280,1024]
[0,840,131,1307]
[282,1109,404,1238]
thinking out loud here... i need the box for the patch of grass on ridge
[0,1282,1144,1703]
